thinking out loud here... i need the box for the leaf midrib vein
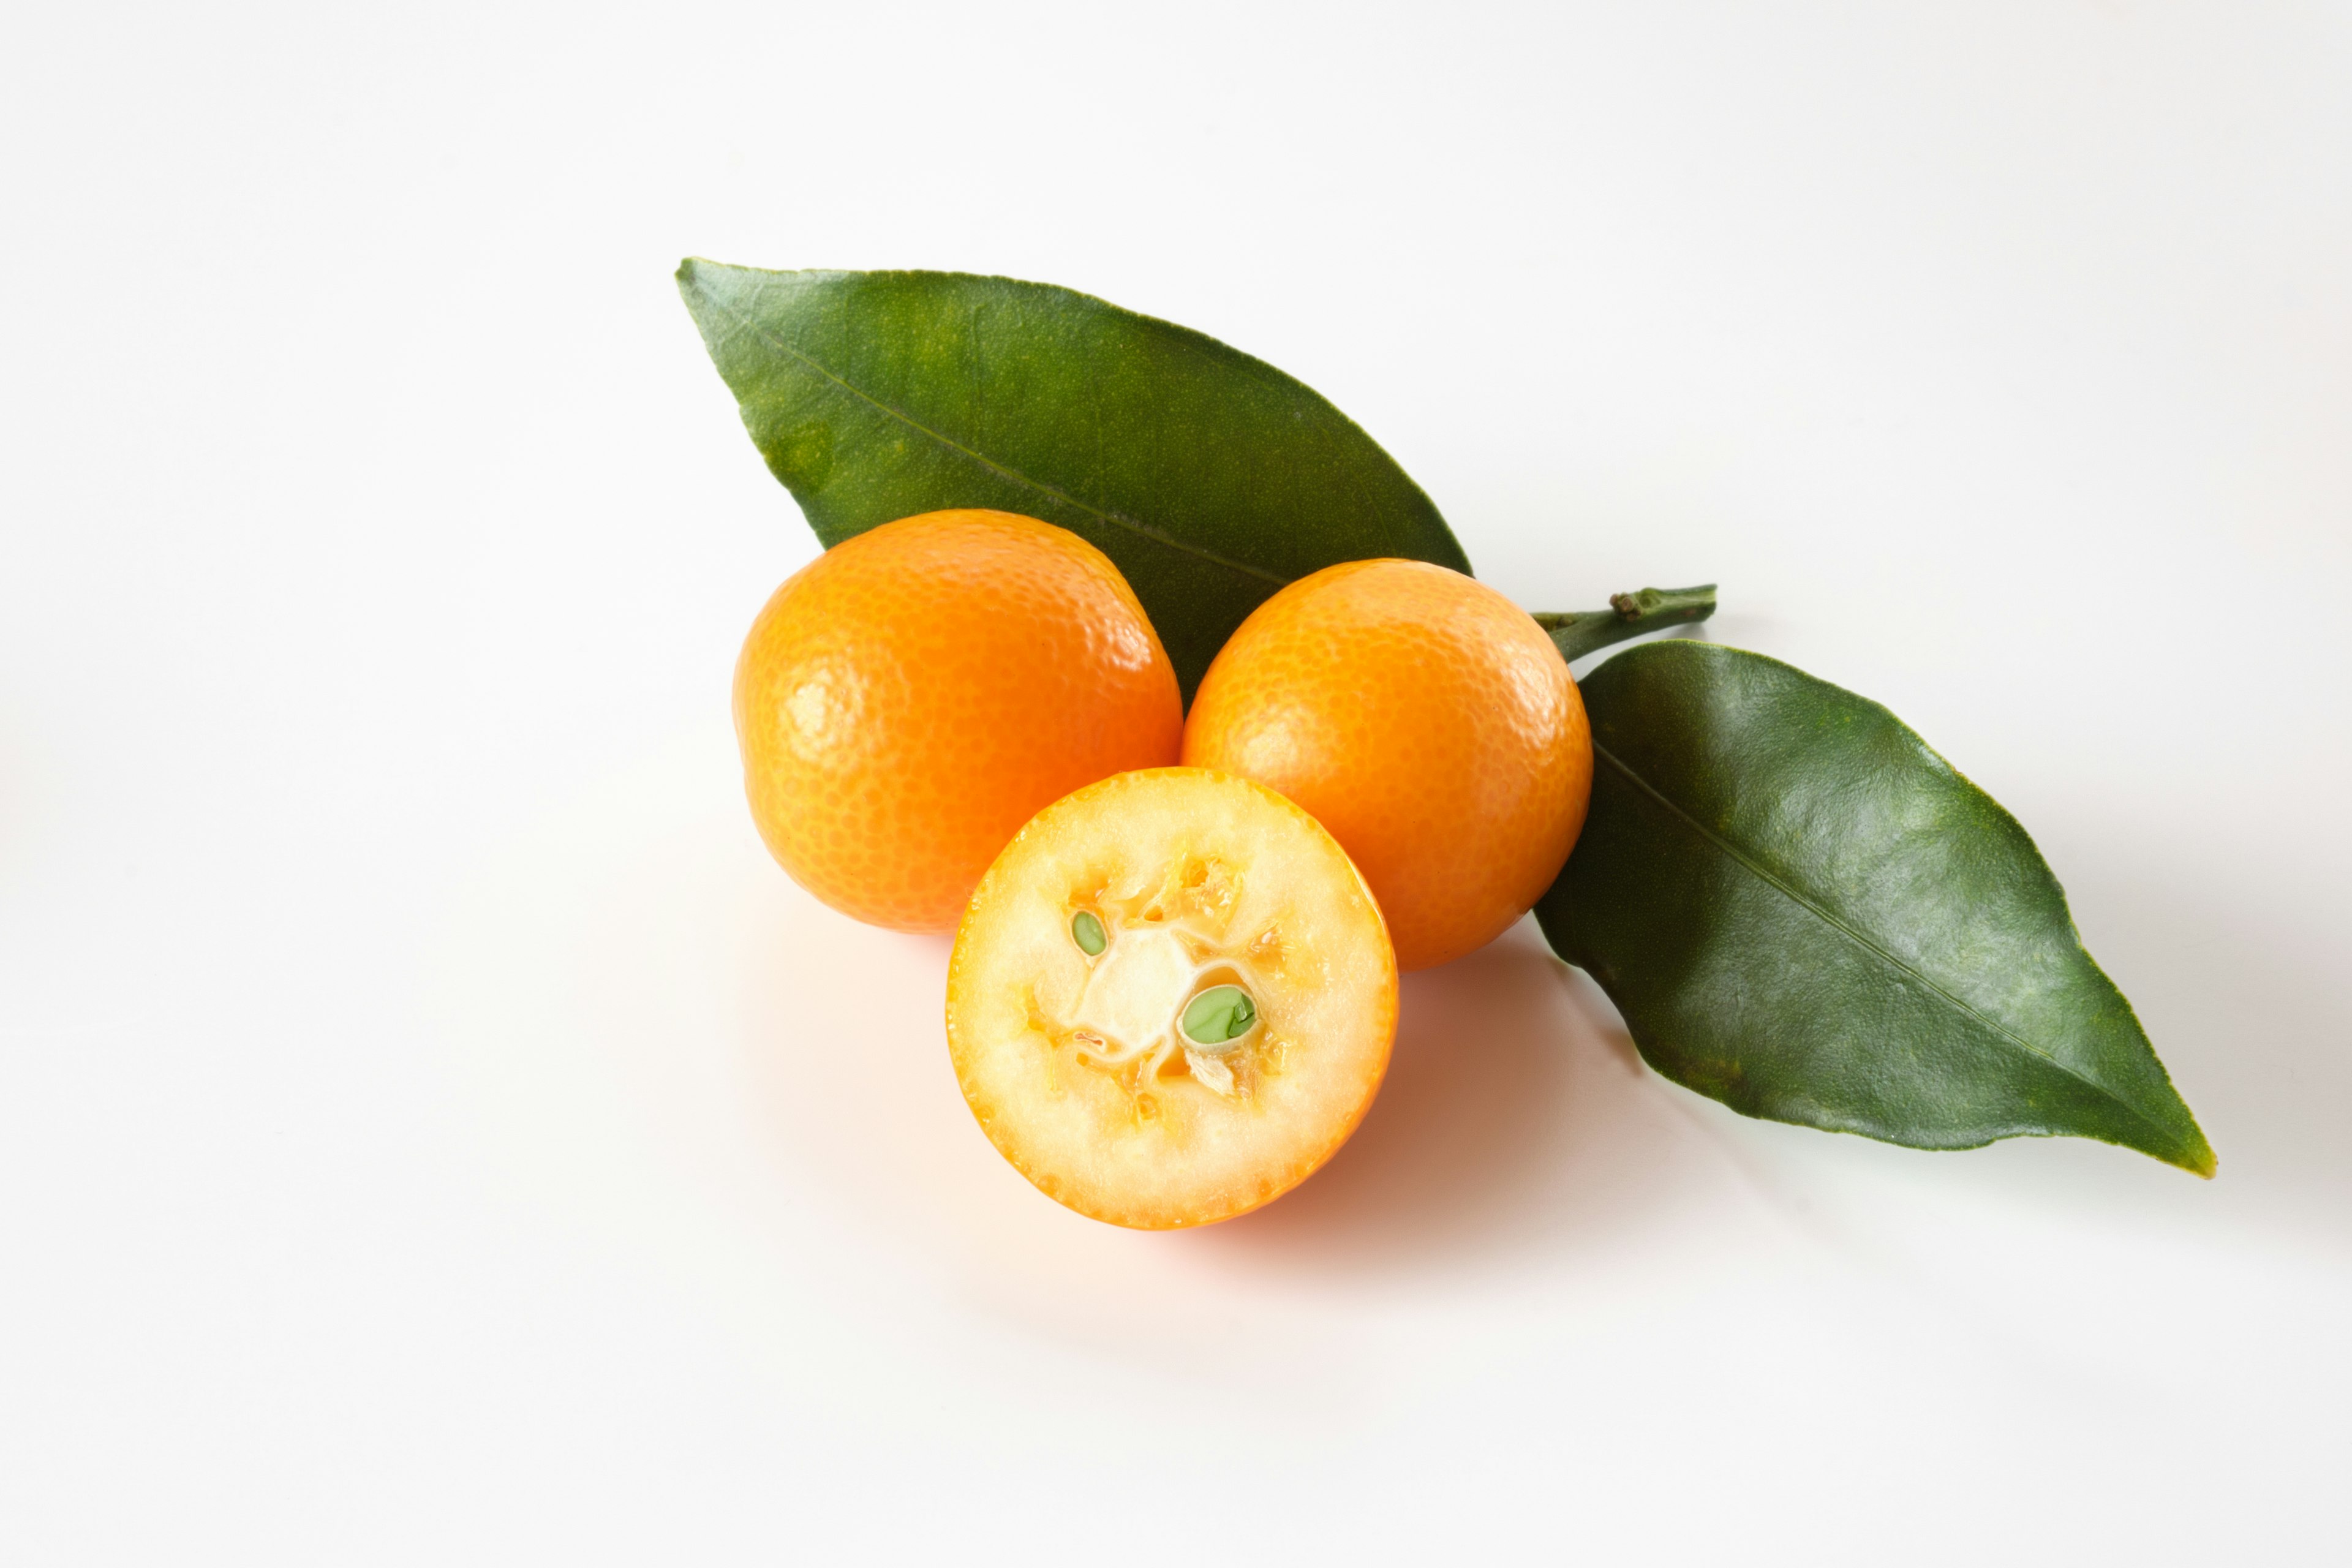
[689,276,1289,590]
[1591,740,2176,1141]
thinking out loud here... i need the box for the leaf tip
[2153,1082,2218,1177]
[2147,1116,2217,1178]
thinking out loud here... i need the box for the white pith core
[1065,919,1263,1098]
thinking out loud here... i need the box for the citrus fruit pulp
[1182,558,1592,971]
[733,509,1183,932]
[947,768,1397,1229]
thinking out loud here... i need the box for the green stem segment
[1534,584,1717,665]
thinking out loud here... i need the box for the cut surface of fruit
[733,509,1182,932]
[948,768,1397,1230]
[1182,557,1592,971]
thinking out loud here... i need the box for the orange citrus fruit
[948,768,1396,1229]
[1180,559,1591,971]
[734,509,1182,932]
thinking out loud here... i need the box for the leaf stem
[1534,584,1718,664]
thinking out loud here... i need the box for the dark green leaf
[677,261,1469,696]
[1537,640,2214,1175]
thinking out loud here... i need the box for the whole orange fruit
[1180,559,1591,971]
[734,509,1183,932]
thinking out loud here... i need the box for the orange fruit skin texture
[734,510,1183,932]
[1182,559,1593,971]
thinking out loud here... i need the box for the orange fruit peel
[1182,559,1593,971]
[733,510,1182,932]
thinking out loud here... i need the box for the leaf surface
[677,261,1468,694]
[1536,640,2214,1174]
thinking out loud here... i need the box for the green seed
[1071,910,1107,956]
[1180,985,1257,1046]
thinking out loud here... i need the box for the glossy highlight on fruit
[947,768,1397,1229]
[734,510,1183,932]
[1182,559,1592,971]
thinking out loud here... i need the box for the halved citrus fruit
[947,768,1397,1229]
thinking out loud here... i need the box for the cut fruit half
[947,768,1398,1229]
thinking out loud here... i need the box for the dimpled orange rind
[1181,559,1591,971]
[734,510,1183,932]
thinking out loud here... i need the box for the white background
[4,2,2348,1561]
